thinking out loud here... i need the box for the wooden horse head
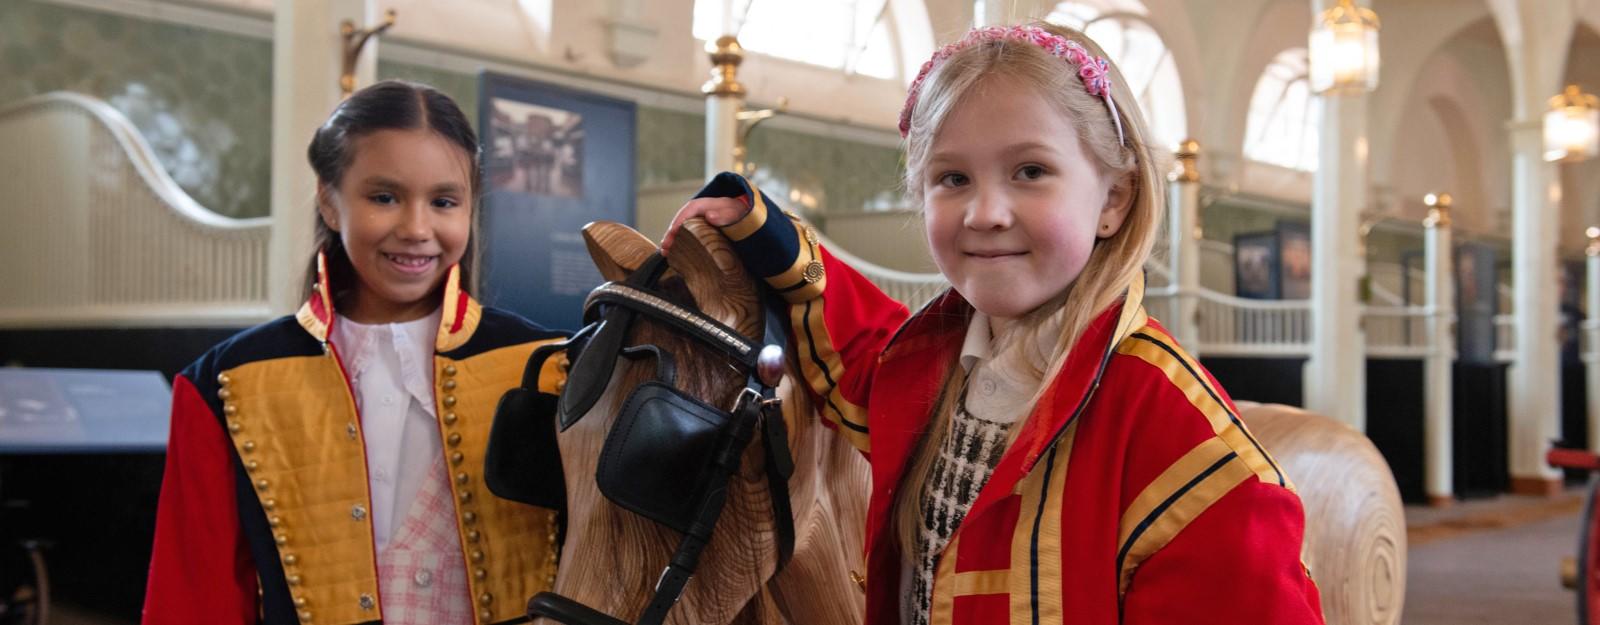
[538,219,867,625]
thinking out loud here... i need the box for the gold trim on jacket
[219,253,564,625]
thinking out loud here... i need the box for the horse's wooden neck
[767,423,870,625]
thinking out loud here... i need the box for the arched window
[1046,1,1187,149]
[692,0,932,83]
[1244,48,1318,171]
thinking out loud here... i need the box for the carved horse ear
[583,221,658,282]
[665,218,760,337]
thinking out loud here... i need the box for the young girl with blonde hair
[670,22,1323,625]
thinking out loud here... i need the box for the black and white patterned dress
[904,311,1056,625]
[909,381,1011,625]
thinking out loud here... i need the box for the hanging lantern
[1309,0,1380,95]
[1544,85,1600,163]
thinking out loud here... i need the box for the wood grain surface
[1237,401,1407,625]
[545,220,869,625]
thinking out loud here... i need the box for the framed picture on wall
[1561,259,1586,360]
[1234,231,1280,300]
[477,71,636,331]
[1455,242,1498,363]
[1276,221,1311,300]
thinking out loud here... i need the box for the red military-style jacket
[694,172,1325,624]
[143,260,567,625]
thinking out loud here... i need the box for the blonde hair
[893,22,1164,562]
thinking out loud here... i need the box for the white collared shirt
[958,310,1061,423]
[332,309,443,549]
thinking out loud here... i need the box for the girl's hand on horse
[663,196,750,254]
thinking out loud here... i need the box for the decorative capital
[1423,192,1452,228]
[702,35,747,98]
[1173,139,1200,183]
[1321,0,1380,30]
[1551,84,1600,110]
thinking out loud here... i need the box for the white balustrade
[1191,289,1313,356]
[1583,320,1598,364]
[0,93,271,327]
[1493,313,1517,362]
[1367,260,1427,307]
[1143,284,1178,331]
[1363,305,1435,358]
[813,232,948,310]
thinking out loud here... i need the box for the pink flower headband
[898,25,1126,145]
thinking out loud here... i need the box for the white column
[706,95,739,177]
[268,0,378,314]
[1305,92,1369,431]
[1587,235,1600,453]
[1508,119,1562,489]
[1486,0,1576,495]
[1423,193,1455,506]
[702,37,744,178]
[1168,140,1202,351]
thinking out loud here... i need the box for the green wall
[1,0,272,218]
[0,0,905,220]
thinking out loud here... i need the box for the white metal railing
[834,266,1314,359]
[818,238,1200,340]
[814,232,948,310]
[1143,284,1177,325]
[832,242,1458,361]
[0,92,272,327]
[1583,319,1599,364]
[1364,305,1435,358]
[1191,289,1312,356]
[1368,283,1404,307]
[1157,239,1311,357]
[1494,314,1516,362]
[842,227,1447,359]
[1367,260,1426,307]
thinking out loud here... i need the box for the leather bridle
[501,253,796,625]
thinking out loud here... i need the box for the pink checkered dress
[376,457,473,624]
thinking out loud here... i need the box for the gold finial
[340,9,397,98]
[1323,0,1380,30]
[1173,139,1200,183]
[702,35,747,98]
[1552,84,1600,110]
[1423,192,1452,228]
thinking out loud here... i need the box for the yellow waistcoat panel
[219,352,382,625]
[219,335,566,625]
[436,338,565,624]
